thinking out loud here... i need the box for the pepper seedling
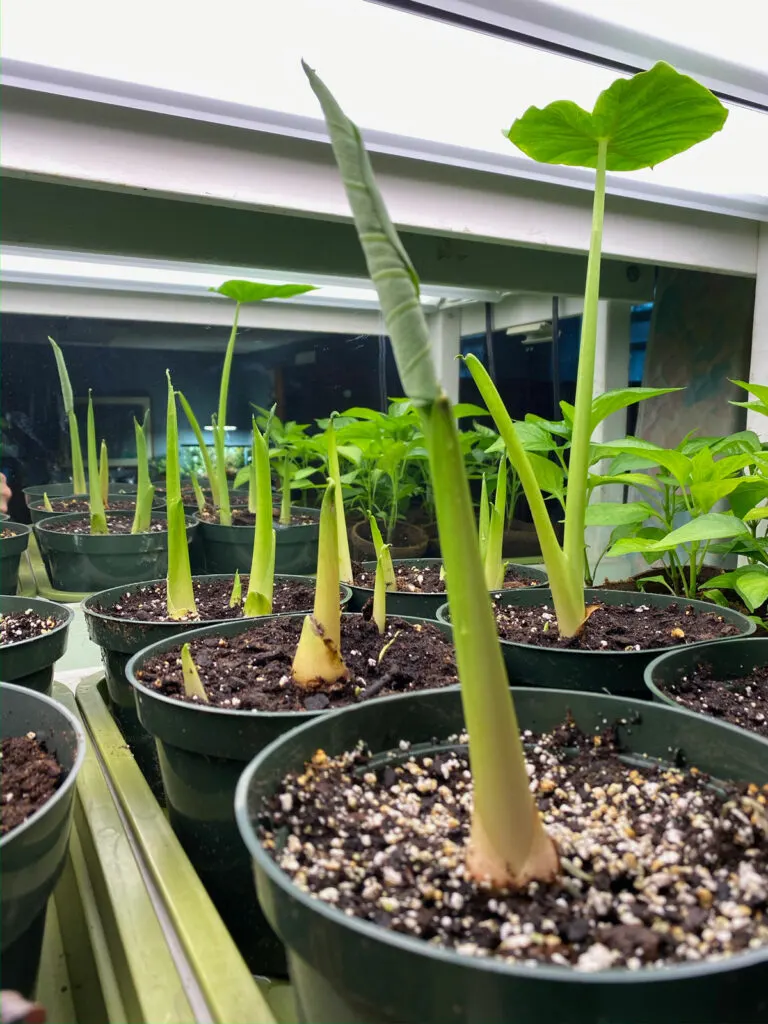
[243,418,277,618]
[49,337,86,494]
[465,62,728,637]
[165,372,197,619]
[305,63,558,888]
[131,411,155,534]
[87,392,108,535]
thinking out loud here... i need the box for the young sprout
[229,569,242,608]
[87,392,108,535]
[478,473,490,564]
[368,512,396,590]
[177,393,219,507]
[48,337,86,494]
[372,542,391,634]
[465,62,728,638]
[279,456,292,527]
[190,474,207,513]
[305,63,558,887]
[292,483,349,688]
[99,440,110,507]
[131,411,155,534]
[244,418,276,617]
[484,454,507,591]
[325,417,354,584]
[43,493,54,513]
[165,372,197,619]
[181,643,209,703]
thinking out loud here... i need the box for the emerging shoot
[373,542,391,634]
[305,63,558,888]
[368,512,396,590]
[49,337,86,494]
[325,417,354,584]
[484,455,507,591]
[43,493,54,513]
[191,474,207,513]
[478,474,490,564]
[87,392,108,535]
[131,412,155,534]
[178,393,219,507]
[180,644,209,703]
[280,456,292,527]
[292,483,348,688]
[229,569,242,608]
[165,372,197,619]
[244,418,276,618]
[99,440,110,507]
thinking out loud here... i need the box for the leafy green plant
[464,62,727,637]
[87,392,108,535]
[181,643,208,702]
[49,338,86,494]
[165,372,196,619]
[306,62,558,887]
[131,411,155,534]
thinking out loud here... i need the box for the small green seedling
[49,338,86,494]
[229,569,242,608]
[99,440,110,507]
[131,411,155,534]
[177,393,218,506]
[190,474,207,513]
[180,643,209,702]
[43,493,54,513]
[325,416,354,584]
[466,62,727,637]
[243,418,276,618]
[368,512,396,590]
[484,454,507,591]
[87,392,108,535]
[373,542,391,634]
[165,372,197,619]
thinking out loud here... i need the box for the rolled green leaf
[280,456,292,527]
[165,372,197,619]
[99,440,110,507]
[484,455,506,590]
[49,337,86,493]
[87,392,108,535]
[244,419,275,617]
[43,492,54,513]
[177,392,219,507]
[212,417,232,526]
[181,644,209,702]
[191,475,207,513]
[367,511,396,590]
[326,418,354,584]
[131,413,155,534]
[373,543,390,634]
[478,473,490,564]
[229,569,242,608]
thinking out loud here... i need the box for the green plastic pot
[0,512,9,521]
[82,575,352,800]
[196,506,320,576]
[23,481,138,505]
[435,588,755,699]
[34,511,197,593]
[645,636,768,722]
[0,522,31,596]
[346,557,548,617]
[0,595,73,696]
[1,681,86,997]
[126,610,450,978]
[29,492,166,525]
[235,686,768,1024]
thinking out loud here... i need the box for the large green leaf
[588,471,661,492]
[584,500,655,527]
[728,478,768,519]
[526,452,564,497]
[590,387,681,432]
[608,512,748,557]
[453,403,489,419]
[701,566,768,613]
[507,62,727,171]
[598,438,690,485]
[730,379,768,417]
[211,280,316,302]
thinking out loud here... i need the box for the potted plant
[0,521,31,596]
[232,62,768,1024]
[1,681,86,997]
[35,395,197,592]
[0,595,73,695]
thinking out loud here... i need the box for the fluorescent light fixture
[203,424,237,432]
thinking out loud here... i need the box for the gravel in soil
[660,662,768,737]
[196,507,317,527]
[1,528,18,539]
[32,497,140,513]
[260,718,768,971]
[1,734,63,836]
[41,514,168,535]
[93,576,337,623]
[493,601,742,652]
[135,615,457,711]
[0,610,61,646]
[352,561,541,594]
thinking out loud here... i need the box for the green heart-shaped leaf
[211,279,317,303]
[507,62,727,171]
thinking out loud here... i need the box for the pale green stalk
[484,455,506,590]
[49,337,86,493]
[211,302,241,522]
[190,475,207,513]
[325,419,354,584]
[165,372,197,619]
[373,543,390,633]
[305,63,557,886]
[478,473,490,563]
[181,644,209,702]
[131,413,155,534]
[229,570,242,608]
[368,511,396,589]
[244,420,276,617]
[99,440,110,506]
[177,392,219,506]
[248,438,258,516]
[87,392,108,535]
[43,493,54,513]
[280,457,292,526]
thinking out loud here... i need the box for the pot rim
[349,557,547,597]
[126,611,450,723]
[435,588,755,658]
[0,597,74,654]
[0,522,32,539]
[234,685,768,985]
[28,492,166,512]
[34,509,196,537]
[0,680,86,849]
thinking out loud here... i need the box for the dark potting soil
[352,561,541,594]
[0,610,60,646]
[41,514,168,536]
[93,576,337,623]
[1,734,63,836]
[261,717,768,971]
[135,615,457,711]
[493,601,741,652]
[197,506,317,527]
[1,528,17,539]
[660,662,768,738]
[33,497,139,514]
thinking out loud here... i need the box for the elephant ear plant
[305,63,558,887]
[165,372,197,619]
[86,392,108,535]
[49,337,86,494]
[131,411,155,534]
[465,62,727,638]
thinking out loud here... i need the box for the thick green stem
[87,392,108,535]
[244,421,275,617]
[131,414,155,534]
[373,543,389,633]
[99,440,110,507]
[177,392,219,506]
[326,420,354,584]
[165,372,196,619]
[280,457,292,526]
[562,138,608,593]
[213,419,232,526]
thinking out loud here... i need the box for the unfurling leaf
[180,644,209,702]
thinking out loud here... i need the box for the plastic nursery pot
[1,681,86,997]
[82,575,353,800]
[0,512,9,521]
[0,522,31,596]
[435,588,755,700]
[346,557,548,617]
[34,511,197,593]
[349,519,428,562]
[28,492,166,525]
[0,595,74,696]
[23,481,138,506]
[236,686,768,1024]
[645,635,768,721]
[196,506,320,576]
[125,610,448,978]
